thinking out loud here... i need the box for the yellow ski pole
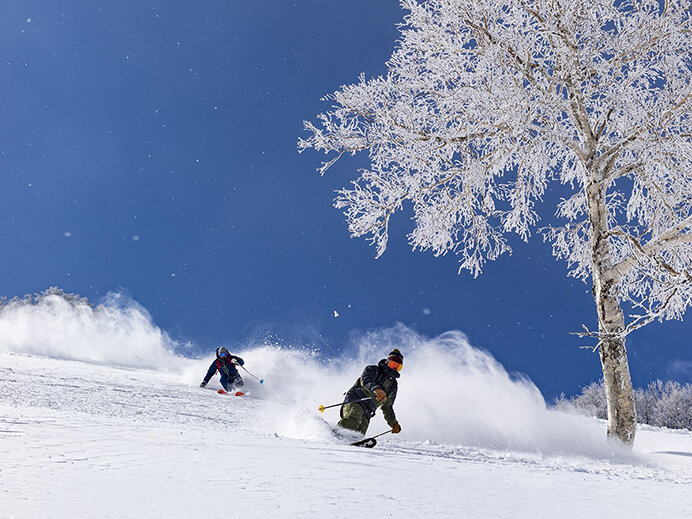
[318,396,373,413]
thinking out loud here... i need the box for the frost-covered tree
[555,381,608,419]
[558,379,692,430]
[634,383,659,425]
[648,380,692,429]
[299,0,691,444]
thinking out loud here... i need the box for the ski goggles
[219,351,229,358]
[387,360,403,372]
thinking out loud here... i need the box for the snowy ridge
[0,291,185,370]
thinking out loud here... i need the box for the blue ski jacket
[203,349,245,389]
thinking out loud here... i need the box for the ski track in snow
[0,352,691,519]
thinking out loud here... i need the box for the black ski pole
[369,429,394,440]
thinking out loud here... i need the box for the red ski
[217,389,244,396]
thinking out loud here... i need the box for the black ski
[350,437,377,448]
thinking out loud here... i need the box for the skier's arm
[381,403,398,428]
[380,383,398,426]
[388,382,398,405]
[230,355,244,366]
[201,361,218,385]
[359,366,380,394]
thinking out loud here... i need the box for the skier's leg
[221,374,243,390]
[229,375,244,394]
[338,403,370,435]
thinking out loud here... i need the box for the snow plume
[237,324,625,458]
[376,326,613,456]
[0,289,185,371]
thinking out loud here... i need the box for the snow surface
[0,298,690,518]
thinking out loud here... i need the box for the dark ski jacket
[343,359,399,427]
[203,350,245,386]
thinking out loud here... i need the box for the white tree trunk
[588,181,637,445]
[594,279,637,444]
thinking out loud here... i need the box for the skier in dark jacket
[200,347,245,392]
[338,349,403,435]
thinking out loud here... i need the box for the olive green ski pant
[338,402,370,435]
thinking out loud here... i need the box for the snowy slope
[1,351,690,519]
[0,296,690,518]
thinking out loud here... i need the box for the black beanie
[387,348,403,364]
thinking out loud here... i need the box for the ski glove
[391,423,401,434]
[231,359,239,365]
[200,382,207,388]
[373,388,387,402]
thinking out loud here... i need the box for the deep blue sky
[1,0,688,399]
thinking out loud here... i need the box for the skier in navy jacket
[200,347,245,392]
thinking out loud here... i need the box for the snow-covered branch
[604,215,692,284]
